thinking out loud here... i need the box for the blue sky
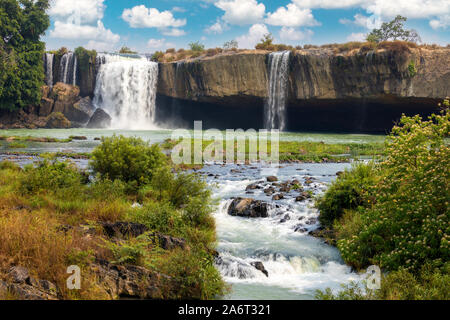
[43,0,450,53]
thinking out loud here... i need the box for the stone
[101,222,149,238]
[266,176,278,182]
[86,108,112,128]
[272,194,284,201]
[66,96,96,123]
[45,112,71,128]
[227,198,270,218]
[250,261,269,277]
[9,266,29,283]
[39,97,54,117]
[50,82,81,120]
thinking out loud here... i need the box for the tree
[189,41,205,52]
[119,46,137,54]
[223,40,238,50]
[366,15,421,43]
[255,33,274,50]
[0,0,50,111]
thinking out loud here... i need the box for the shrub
[189,41,205,52]
[165,48,176,54]
[151,51,165,62]
[378,41,411,54]
[408,60,417,77]
[223,40,238,50]
[316,162,379,227]
[337,107,450,272]
[90,135,166,188]
[20,160,84,195]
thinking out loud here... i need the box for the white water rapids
[93,54,159,130]
[200,162,361,299]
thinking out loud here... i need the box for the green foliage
[151,51,164,62]
[118,46,137,54]
[317,264,450,300]
[316,162,379,227]
[223,40,238,50]
[90,135,166,189]
[7,141,26,148]
[336,107,450,272]
[19,160,85,195]
[107,234,152,265]
[74,47,96,72]
[366,15,421,43]
[0,0,50,110]
[189,41,205,52]
[408,60,417,77]
[255,33,274,50]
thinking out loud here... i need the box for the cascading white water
[59,52,77,85]
[44,53,54,88]
[265,51,290,131]
[93,54,159,130]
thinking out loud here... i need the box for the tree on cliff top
[366,15,421,43]
[119,46,137,55]
[0,0,50,111]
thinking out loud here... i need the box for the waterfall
[59,52,77,85]
[44,53,54,88]
[265,51,290,131]
[93,54,159,130]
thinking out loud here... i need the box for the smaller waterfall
[59,52,77,85]
[93,54,159,130]
[265,51,290,131]
[44,53,54,88]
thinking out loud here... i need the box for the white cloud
[279,27,314,42]
[340,14,382,29]
[266,4,319,27]
[205,19,229,34]
[430,15,450,29]
[215,0,266,25]
[48,0,105,24]
[122,5,187,28]
[346,32,366,41]
[161,28,187,37]
[236,23,269,49]
[295,0,450,27]
[50,20,120,43]
[172,7,186,13]
[147,39,176,51]
[48,0,120,50]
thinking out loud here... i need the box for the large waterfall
[44,53,54,88]
[265,51,290,131]
[93,54,159,130]
[59,52,77,86]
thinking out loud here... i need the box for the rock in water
[250,261,269,277]
[68,97,96,124]
[266,176,278,182]
[227,198,270,218]
[86,108,112,128]
[45,112,71,128]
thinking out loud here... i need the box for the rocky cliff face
[156,48,449,132]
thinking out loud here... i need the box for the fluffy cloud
[147,39,176,51]
[236,23,269,49]
[340,14,382,29]
[48,0,105,24]
[295,0,450,26]
[279,27,314,42]
[205,19,229,34]
[215,0,266,25]
[266,4,319,27]
[430,15,450,29]
[122,5,186,28]
[48,0,120,48]
[50,20,120,43]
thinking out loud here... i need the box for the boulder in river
[228,198,269,218]
[86,108,112,128]
[272,194,284,201]
[266,176,278,182]
[45,112,71,128]
[250,261,269,277]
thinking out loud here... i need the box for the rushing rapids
[93,54,159,130]
[265,51,290,131]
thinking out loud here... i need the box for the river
[0,129,385,299]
